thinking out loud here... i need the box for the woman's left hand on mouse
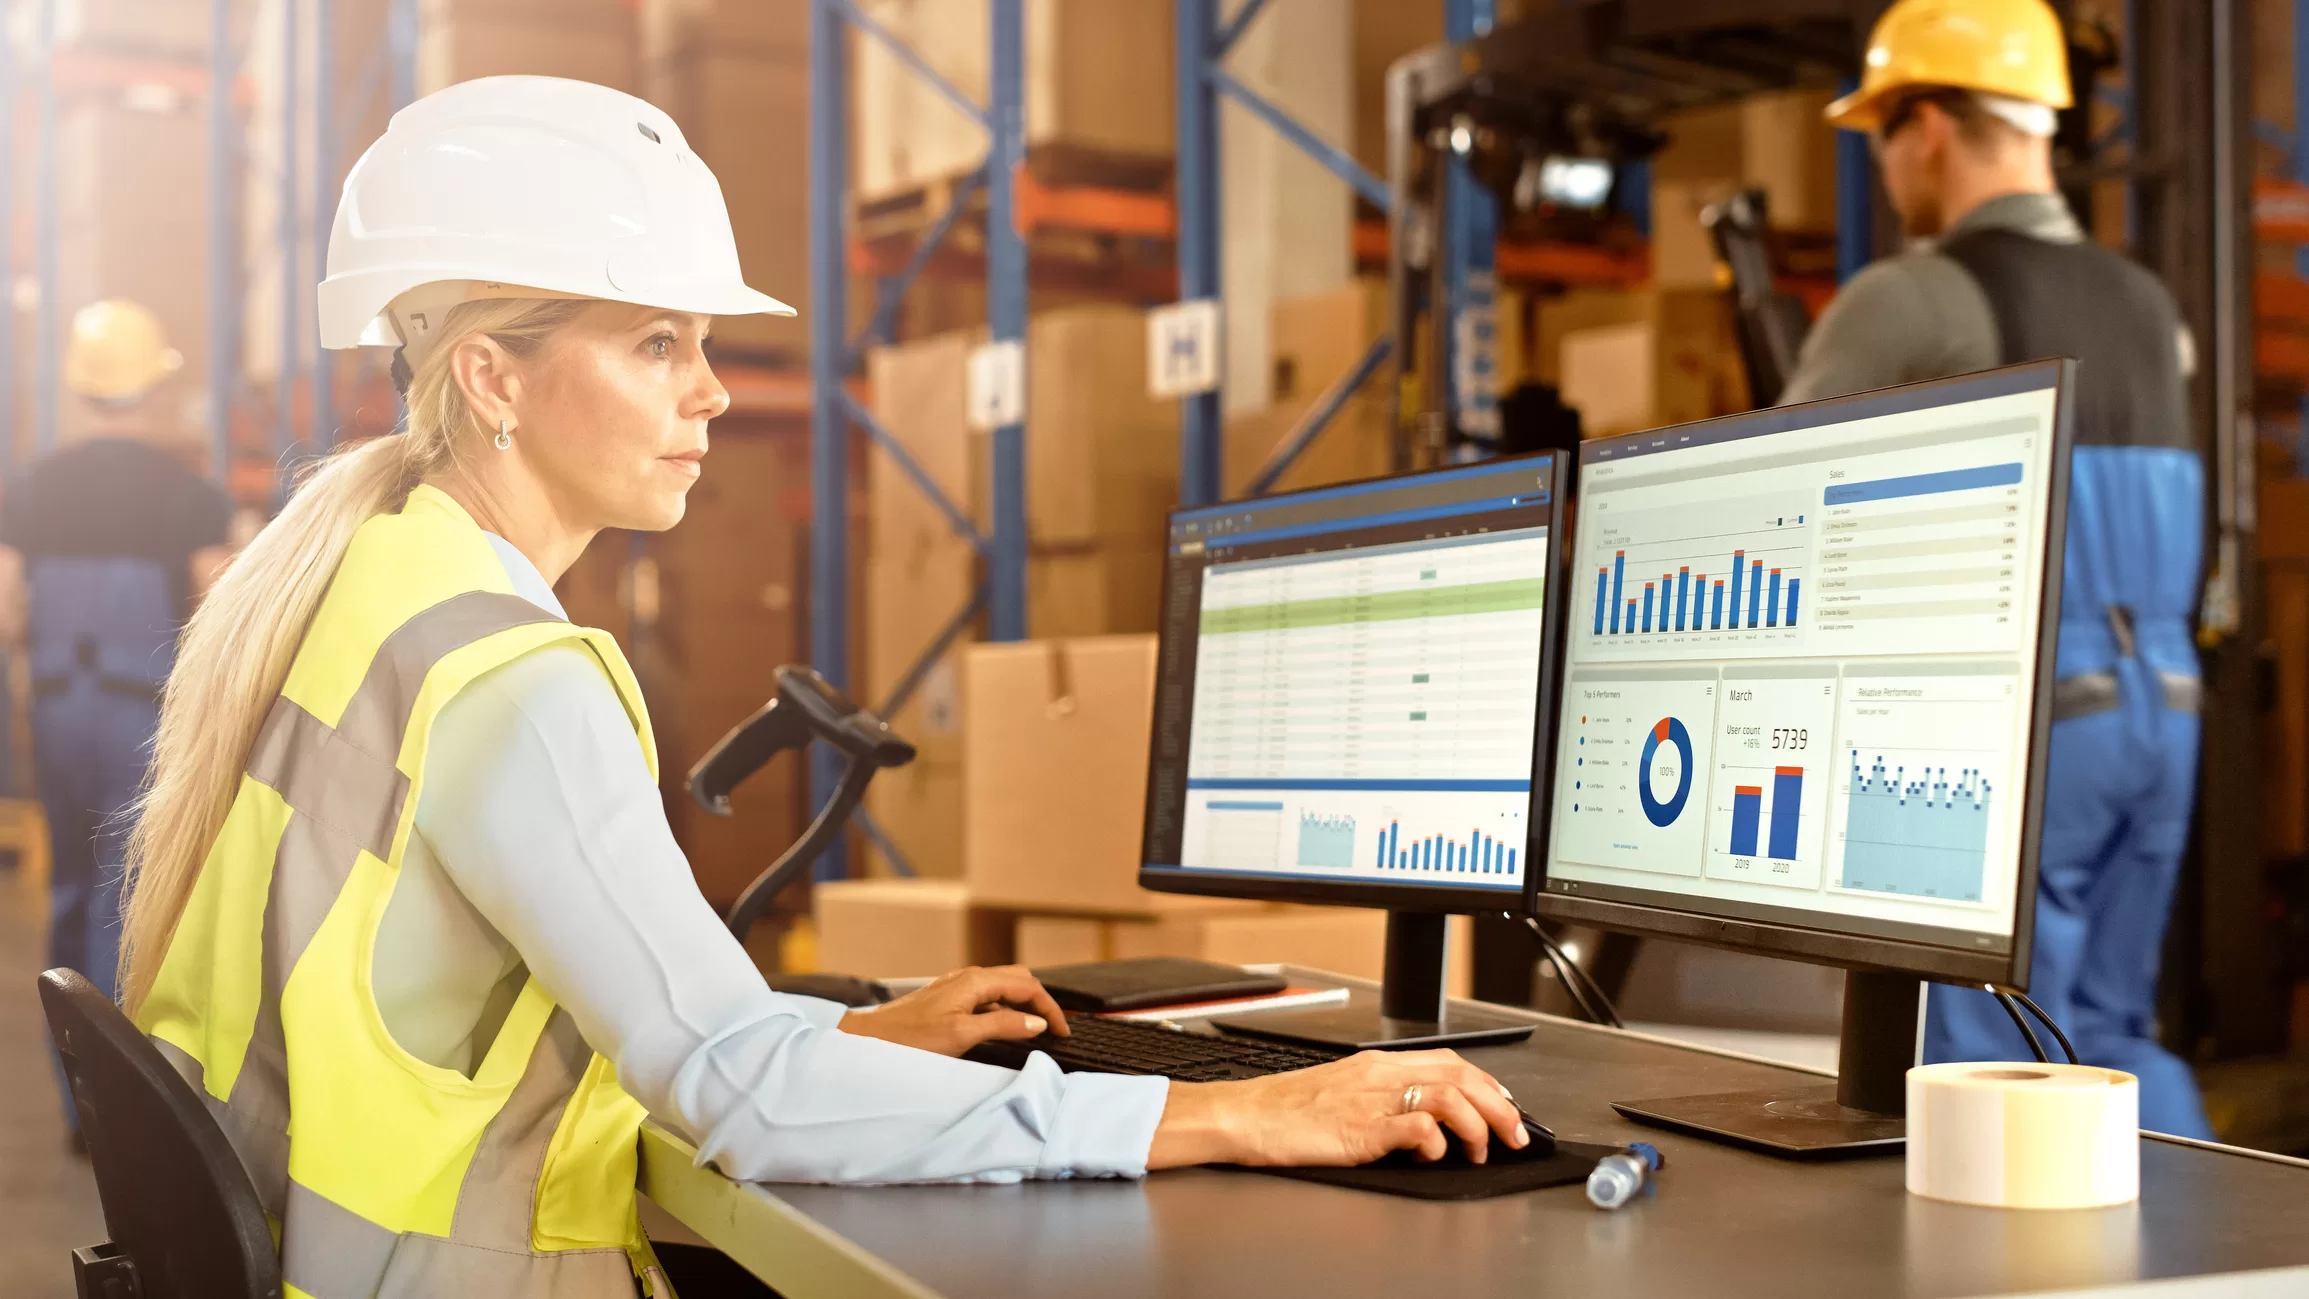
[838,965,1071,1057]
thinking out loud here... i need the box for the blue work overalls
[30,554,175,1124]
[1920,229,2213,1139]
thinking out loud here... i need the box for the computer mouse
[1383,1109,1558,1168]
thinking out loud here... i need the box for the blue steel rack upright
[1174,0,1480,502]
[809,0,1029,880]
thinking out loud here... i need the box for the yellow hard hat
[65,299,184,403]
[1824,0,2072,133]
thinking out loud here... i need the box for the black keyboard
[966,1014,1344,1082]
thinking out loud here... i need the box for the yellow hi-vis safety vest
[137,485,662,1298]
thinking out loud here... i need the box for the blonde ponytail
[118,295,590,1014]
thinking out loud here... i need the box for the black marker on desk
[1586,1142,1664,1209]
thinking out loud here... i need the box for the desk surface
[641,977,2309,1299]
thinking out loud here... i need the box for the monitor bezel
[1528,359,2076,988]
[1138,448,1573,915]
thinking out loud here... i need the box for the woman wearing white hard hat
[109,77,1527,1295]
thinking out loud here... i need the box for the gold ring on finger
[1401,1083,1423,1114]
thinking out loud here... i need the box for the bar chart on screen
[1582,494,1810,659]
[1705,670,1836,890]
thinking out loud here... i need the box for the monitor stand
[1209,911,1536,1051]
[1610,969,1917,1158]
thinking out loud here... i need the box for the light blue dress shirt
[368,533,1170,1184]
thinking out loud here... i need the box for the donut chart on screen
[1638,717,1695,827]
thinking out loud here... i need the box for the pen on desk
[1586,1142,1664,1210]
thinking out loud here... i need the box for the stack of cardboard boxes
[861,305,1178,878]
[852,0,1175,204]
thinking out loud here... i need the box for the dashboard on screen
[1542,366,2066,959]
[1142,455,1563,905]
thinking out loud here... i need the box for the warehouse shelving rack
[806,1,1504,879]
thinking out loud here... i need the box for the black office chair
[37,968,281,1299]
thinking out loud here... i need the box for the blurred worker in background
[1781,0,2211,1136]
[0,298,234,1146]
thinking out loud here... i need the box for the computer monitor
[1141,451,1571,1050]
[1536,360,2075,1153]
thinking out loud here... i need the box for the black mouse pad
[1232,1140,1615,1201]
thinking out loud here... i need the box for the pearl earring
[495,418,513,451]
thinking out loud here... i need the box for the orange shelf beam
[2260,180,2309,242]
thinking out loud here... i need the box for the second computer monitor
[1141,453,1568,912]
[1538,361,2075,989]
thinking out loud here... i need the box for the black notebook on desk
[1032,957,1287,1013]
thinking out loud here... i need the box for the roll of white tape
[1906,1062,2139,1209]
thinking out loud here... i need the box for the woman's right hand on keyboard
[1143,1048,1528,1169]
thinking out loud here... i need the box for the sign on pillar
[966,339,1026,433]
[1146,298,1222,399]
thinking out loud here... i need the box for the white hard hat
[318,75,793,361]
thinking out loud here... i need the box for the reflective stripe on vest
[136,487,659,1299]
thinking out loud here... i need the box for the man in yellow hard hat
[1,298,233,1151]
[1782,0,2212,1137]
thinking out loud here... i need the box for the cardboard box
[417,15,637,94]
[420,0,631,21]
[1024,308,1180,548]
[1028,544,1167,641]
[814,880,1014,979]
[1650,180,1735,291]
[1224,401,1395,497]
[1226,279,1399,495]
[1271,279,1393,406]
[1652,92,1839,234]
[1016,915,1110,967]
[52,0,209,55]
[1740,90,1840,233]
[963,635,1169,913]
[641,0,810,66]
[1557,291,1747,438]
[645,52,810,356]
[866,309,1179,549]
[1533,288,1652,386]
[864,757,966,879]
[854,0,1174,201]
[1651,102,1745,183]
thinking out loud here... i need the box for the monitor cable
[1987,986,2051,1064]
[1521,916,1624,1029]
[2011,990,2079,1065]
